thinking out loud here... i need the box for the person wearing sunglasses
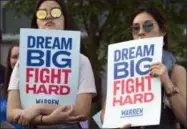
[36,7,62,20]
[101,7,186,129]
[7,0,97,129]
[132,20,158,37]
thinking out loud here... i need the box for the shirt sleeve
[8,61,19,90]
[77,54,97,97]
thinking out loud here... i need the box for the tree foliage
[5,1,187,128]
[5,0,187,89]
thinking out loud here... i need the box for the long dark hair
[31,0,77,30]
[31,0,87,54]
[1,42,19,98]
[130,7,170,51]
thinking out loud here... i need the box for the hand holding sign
[45,105,85,124]
[120,123,131,129]
[150,62,169,85]
[120,124,145,129]
[103,37,163,128]
[19,29,80,109]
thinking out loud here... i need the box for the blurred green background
[2,0,187,128]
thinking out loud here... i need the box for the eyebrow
[133,20,154,24]
[39,7,61,10]
[144,20,154,22]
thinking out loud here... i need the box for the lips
[45,21,54,27]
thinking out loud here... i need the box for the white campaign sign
[103,37,163,128]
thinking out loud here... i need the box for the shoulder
[80,54,90,63]
[79,54,91,67]
[12,61,19,75]
[77,54,96,95]
[171,64,186,83]
[172,64,186,74]
[79,53,94,74]
[8,61,20,90]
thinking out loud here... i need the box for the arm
[7,62,23,122]
[33,55,96,120]
[8,55,95,125]
[73,93,93,120]
[6,62,53,125]
[7,90,43,125]
[29,94,93,124]
[7,90,78,125]
[7,90,23,123]
[34,104,60,115]
[6,62,71,125]
[163,65,186,127]
[71,55,97,120]
[40,94,93,121]
[100,102,106,124]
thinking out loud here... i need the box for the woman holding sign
[101,7,186,129]
[7,0,97,129]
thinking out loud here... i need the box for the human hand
[14,105,41,125]
[45,105,85,125]
[120,123,131,129]
[120,124,145,129]
[150,62,170,85]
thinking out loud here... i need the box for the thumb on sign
[120,123,131,129]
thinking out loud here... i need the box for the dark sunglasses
[132,21,155,35]
[36,7,62,20]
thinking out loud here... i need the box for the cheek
[148,30,161,37]
[15,58,18,63]
[12,59,15,63]
[55,17,64,29]
[37,20,45,29]
[150,26,162,36]
[10,59,14,66]
[132,34,141,40]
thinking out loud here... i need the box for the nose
[46,11,52,19]
[137,25,145,39]
[139,25,145,34]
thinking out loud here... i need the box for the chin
[46,28,55,30]
[44,26,56,30]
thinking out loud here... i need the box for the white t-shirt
[8,54,97,96]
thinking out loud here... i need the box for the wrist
[34,104,42,114]
[163,81,179,97]
[162,79,173,90]
[42,115,51,125]
[36,104,48,114]
[164,85,174,95]
[166,86,180,97]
